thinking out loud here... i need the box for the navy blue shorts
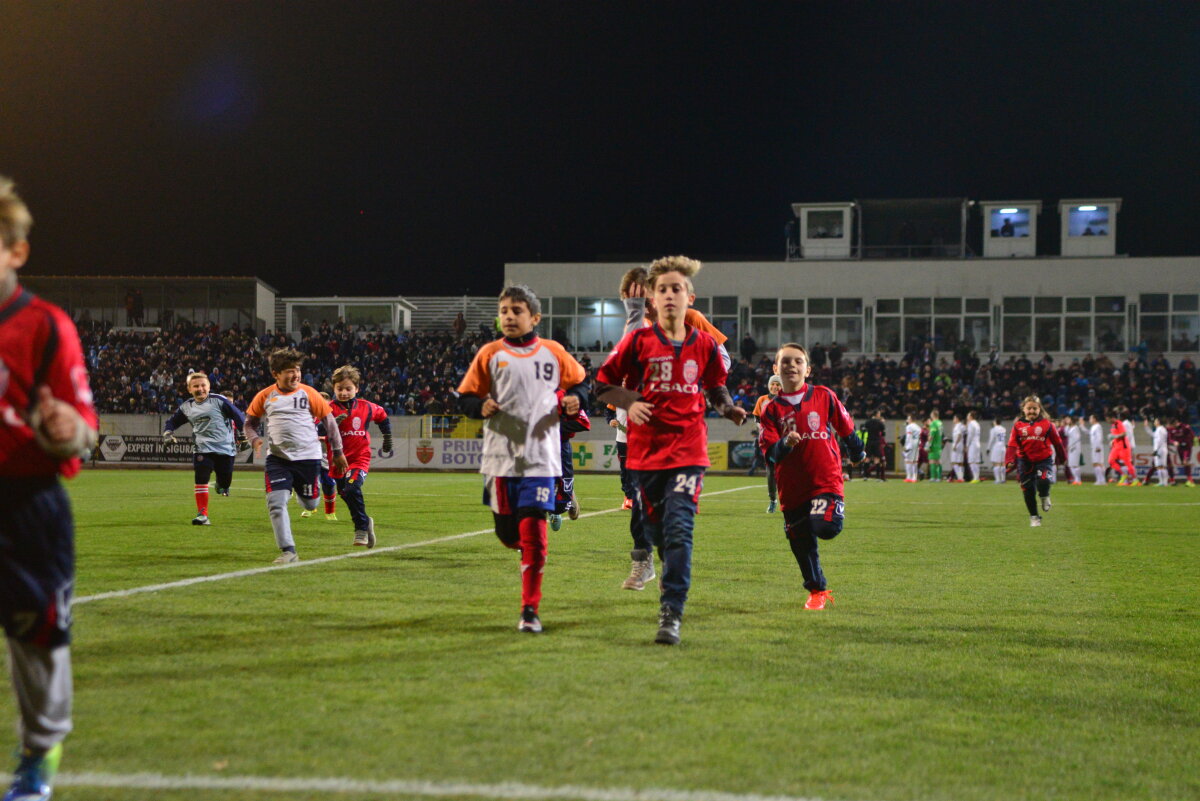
[194,452,235,488]
[483,475,555,514]
[783,492,845,540]
[1017,458,1054,490]
[264,455,320,499]
[0,478,74,647]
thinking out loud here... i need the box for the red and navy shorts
[483,475,556,514]
[0,477,74,647]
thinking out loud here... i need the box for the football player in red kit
[596,256,747,644]
[759,344,864,611]
[328,365,393,549]
[1,176,99,801]
[1167,416,1196,487]
[1005,396,1067,527]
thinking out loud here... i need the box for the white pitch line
[74,485,758,606]
[54,771,839,801]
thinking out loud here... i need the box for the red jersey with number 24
[597,323,727,471]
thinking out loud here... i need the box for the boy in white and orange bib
[245,348,348,564]
[457,285,587,634]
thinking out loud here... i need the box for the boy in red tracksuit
[759,343,863,611]
[328,364,393,548]
[1005,395,1067,527]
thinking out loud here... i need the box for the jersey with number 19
[457,336,586,477]
[596,323,727,471]
[246,383,331,462]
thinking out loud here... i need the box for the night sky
[3,2,1198,296]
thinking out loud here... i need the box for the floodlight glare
[1077,205,1097,211]
[998,208,1020,214]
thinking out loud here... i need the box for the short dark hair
[269,347,305,374]
[499,283,541,317]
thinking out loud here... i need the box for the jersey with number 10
[246,383,331,462]
[597,323,726,471]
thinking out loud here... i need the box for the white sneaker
[622,550,655,591]
[1030,516,1042,527]
[366,516,376,548]
[1041,496,1052,512]
[353,531,370,547]
[299,510,313,518]
[273,551,299,564]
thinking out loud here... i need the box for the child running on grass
[595,256,747,644]
[758,343,863,611]
[457,284,587,633]
[1005,396,1067,527]
[328,365,393,548]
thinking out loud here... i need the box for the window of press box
[1066,206,1110,237]
[875,318,901,351]
[806,209,844,238]
[713,296,738,315]
[903,298,931,315]
[751,298,778,315]
[876,299,900,315]
[1140,316,1169,352]
[989,208,1032,237]
[1003,297,1031,314]
[933,297,960,315]
[965,298,989,314]
[1171,315,1199,350]
[809,298,834,315]
[1034,297,1062,314]
[781,299,805,314]
[692,297,710,315]
[1139,294,1169,314]
[1064,317,1091,351]
[836,298,863,315]
[1174,294,1199,312]
[1095,296,1125,313]
[1066,297,1091,313]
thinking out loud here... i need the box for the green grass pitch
[5,470,1198,801]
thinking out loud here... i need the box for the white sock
[1094,467,1106,484]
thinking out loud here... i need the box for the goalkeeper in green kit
[927,410,944,482]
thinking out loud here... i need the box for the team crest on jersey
[682,359,698,384]
[352,416,362,431]
[1034,425,1043,435]
[807,411,821,432]
[415,439,434,464]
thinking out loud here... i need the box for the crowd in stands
[729,344,1198,424]
[83,319,1197,425]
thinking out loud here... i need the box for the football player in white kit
[1088,414,1107,484]
[903,414,921,482]
[965,411,982,483]
[988,418,1008,483]
[1145,417,1170,486]
[1062,415,1083,485]
[950,414,966,482]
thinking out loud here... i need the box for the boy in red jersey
[329,365,393,548]
[759,344,864,611]
[1004,396,1067,527]
[0,176,98,801]
[595,256,747,644]
[458,285,588,634]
